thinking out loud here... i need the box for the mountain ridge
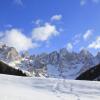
[0,43,100,79]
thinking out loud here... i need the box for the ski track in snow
[0,74,100,100]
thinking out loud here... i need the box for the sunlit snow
[0,74,100,100]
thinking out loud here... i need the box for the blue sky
[0,0,100,55]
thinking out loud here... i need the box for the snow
[61,63,83,78]
[0,74,100,100]
[46,63,84,79]
[47,64,60,77]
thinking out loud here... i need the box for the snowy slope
[0,74,100,100]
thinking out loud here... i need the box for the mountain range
[0,43,100,79]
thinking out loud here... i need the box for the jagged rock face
[59,48,77,62]
[17,48,100,79]
[78,49,94,63]
[36,53,49,64]
[4,47,19,60]
[96,52,100,64]
[49,51,59,65]
[0,44,19,62]
[0,43,100,79]
[78,49,96,73]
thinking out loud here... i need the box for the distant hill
[0,61,28,76]
[76,64,100,81]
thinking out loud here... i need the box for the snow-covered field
[0,74,100,100]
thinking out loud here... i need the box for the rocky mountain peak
[96,52,100,58]
[79,49,94,61]
[59,48,69,56]
[96,52,100,64]
[0,44,20,62]
[6,47,19,60]
[49,51,59,65]
[80,49,92,56]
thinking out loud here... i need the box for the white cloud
[83,29,93,40]
[80,0,87,6]
[73,39,80,45]
[14,0,23,6]
[35,19,42,25]
[80,0,100,6]
[51,14,62,21]
[59,28,64,32]
[4,24,13,28]
[45,41,50,48]
[32,19,42,26]
[88,36,100,49]
[92,0,100,3]
[74,34,81,39]
[66,43,73,51]
[0,29,38,52]
[0,32,4,38]
[32,23,59,41]
[72,34,81,45]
